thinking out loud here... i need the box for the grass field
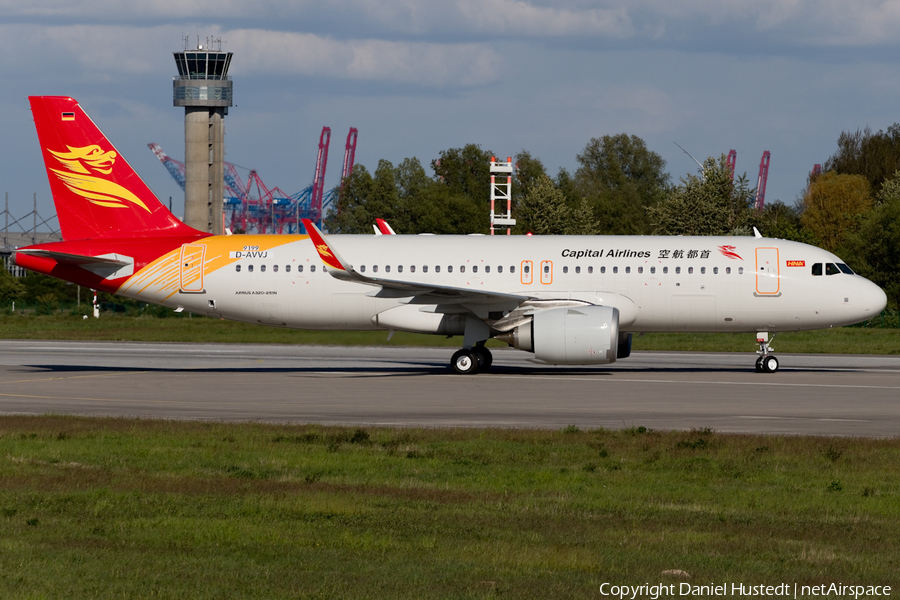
[1,416,898,599]
[1,313,898,354]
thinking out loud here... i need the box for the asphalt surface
[0,340,898,436]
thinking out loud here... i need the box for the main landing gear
[755,332,779,373]
[451,344,493,375]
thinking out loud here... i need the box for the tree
[824,125,900,194]
[842,171,900,311]
[751,200,820,246]
[574,134,670,234]
[517,174,571,235]
[799,171,872,252]
[648,154,755,236]
[0,264,25,306]
[431,144,494,203]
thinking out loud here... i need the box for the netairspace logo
[598,582,892,599]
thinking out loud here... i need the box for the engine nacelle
[498,305,621,365]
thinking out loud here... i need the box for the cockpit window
[826,263,840,275]
[837,263,854,274]
[811,263,822,276]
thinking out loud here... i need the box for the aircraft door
[521,260,533,285]
[179,244,206,293]
[540,261,553,285]
[755,247,780,295]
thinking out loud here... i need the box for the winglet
[302,219,352,273]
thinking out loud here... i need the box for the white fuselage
[116,233,887,335]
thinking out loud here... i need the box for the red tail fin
[29,96,201,241]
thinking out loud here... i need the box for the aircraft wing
[302,219,528,312]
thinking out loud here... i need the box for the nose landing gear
[755,332,779,373]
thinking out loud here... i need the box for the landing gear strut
[755,332,779,373]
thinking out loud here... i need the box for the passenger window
[637,266,643,274]
[713,267,718,274]
[398,265,403,273]
[510,266,515,274]
[826,263,840,275]
[650,266,656,274]
[472,266,478,273]
[625,266,631,274]
[385,265,391,273]
[738,267,744,275]
[688,267,694,274]
[460,266,466,273]
[563,266,569,274]
[298,265,304,273]
[286,265,291,273]
[675,266,681,274]
[435,266,440,273]
[248,265,254,273]
[360,265,366,273]
[373,265,378,273]
[423,266,428,273]
[235,264,241,272]
[497,266,502,273]
[273,265,279,273]
[613,266,618,274]
[589,266,595,274]
[663,266,668,274]
[448,266,453,273]
[310,265,316,273]
[260,265,266,273]
[700,267,706,275]
[726,267,731,274]
[575,266,581,274]
[485,266,490,273]
[410,265,415,273]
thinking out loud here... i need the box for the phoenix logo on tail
[48,144,151,213]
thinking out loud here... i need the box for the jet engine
[496,305,625,365]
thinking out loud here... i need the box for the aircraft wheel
[762,355,779,373]
[472,346,493,371]
[755,356,765,373]
[451,349,478,374]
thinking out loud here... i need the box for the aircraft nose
[859,277,888,317]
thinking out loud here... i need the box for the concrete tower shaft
[173,38,233,234]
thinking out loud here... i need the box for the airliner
[14,97,888,374]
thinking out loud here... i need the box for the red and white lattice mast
[489,157,515,235]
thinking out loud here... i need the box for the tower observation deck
[173,36,233,234]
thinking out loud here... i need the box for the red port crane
[755,151,770,211]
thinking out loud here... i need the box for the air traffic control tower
[173,38,232,234]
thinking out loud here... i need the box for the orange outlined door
[755,247,779,295]
[521,260,533,285]
[180,244,206,293]
[540,260,553,285]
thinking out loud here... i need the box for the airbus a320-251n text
[15,97,888,374]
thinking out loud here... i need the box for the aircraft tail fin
[29,96,201,241]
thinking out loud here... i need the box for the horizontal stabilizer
[16,248,134,280]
